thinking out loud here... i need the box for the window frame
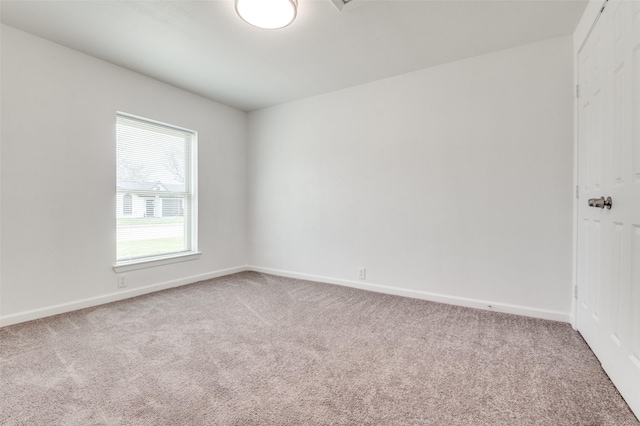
[113,112,200,273]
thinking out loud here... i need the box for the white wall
[247,36,575,321]
[0,25,247,324]
[1,25,576,325]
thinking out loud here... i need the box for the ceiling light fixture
[235,0,298,30]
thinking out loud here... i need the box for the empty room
[1,0,639,424]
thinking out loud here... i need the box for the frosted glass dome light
[235,0,297,29]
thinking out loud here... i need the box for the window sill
[113,252,201,273]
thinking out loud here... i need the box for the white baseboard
[0,266,248,327]
[1,265,570,327]
[247,266,570,323]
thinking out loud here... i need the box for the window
[144,199,155,218]
[115,113,198,270]
[123,194,132,216]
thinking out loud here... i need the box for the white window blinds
[116,113,197,263]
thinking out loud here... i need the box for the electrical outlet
[117,275,127,288]
[358,267,366,280]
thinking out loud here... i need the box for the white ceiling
[1,0,587,112]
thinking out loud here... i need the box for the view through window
[116,113,197,263]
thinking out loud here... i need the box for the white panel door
[577,0,640,418]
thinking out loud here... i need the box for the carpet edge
[248,265,571,323]
[0,265,249,327]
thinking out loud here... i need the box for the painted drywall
[247,36,575,319]
[0,25,247,323]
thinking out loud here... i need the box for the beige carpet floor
[1,271,638,425]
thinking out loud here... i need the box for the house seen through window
[116,113,197,264]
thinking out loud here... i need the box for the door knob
[588,196,612,210]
